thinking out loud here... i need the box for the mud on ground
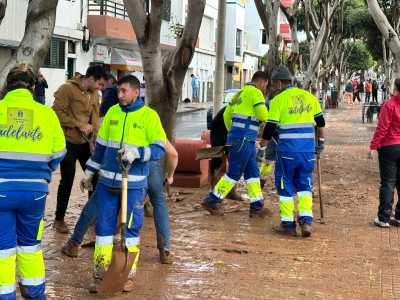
[34,104,400,299]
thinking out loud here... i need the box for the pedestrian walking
[79,75,166,292]
[353,79,362,103]
[0,64,66,300]
[191,74,200,102]
[262,66,325,237]
[369,79,400,228]
[365,79,372,103]
[52,65,105,234]
[344,80,353,104]
[33,72,48,104]
[202,71,271,217]
[372,79,379,103]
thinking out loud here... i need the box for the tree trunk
[0,0,7,25]
[0,0,58,89]
[213,0,226,117]
[124,0,206,141]
[367,0,400,80]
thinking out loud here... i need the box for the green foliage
[345,40,375,74]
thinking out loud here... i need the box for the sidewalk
[33,104,400,299]
[177,102,210,115]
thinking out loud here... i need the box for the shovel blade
[96,245,135,295]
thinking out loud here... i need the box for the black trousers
[377,145,400,223]
[372,92,378,103]
[55,142,96,220]
[353,92,361,102]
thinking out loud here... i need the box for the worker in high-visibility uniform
[202,71,271,217]
[262,67,325,237]
[80,75,166,292]
[0,64,66,300]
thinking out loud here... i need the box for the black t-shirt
[210,106,227,147]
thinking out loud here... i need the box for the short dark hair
[85,65,106,81]
[117,75,140,89]
[251,71,268,82]
[5,63,36,94]
[103,72,116,84]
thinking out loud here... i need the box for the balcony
[87,0,137,45]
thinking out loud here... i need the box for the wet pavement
[176,109,208,139]
[21,102,400,299]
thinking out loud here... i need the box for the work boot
[123,279,135,292]
[273,224,297,237]
[300,223,312,238]
[53,219,69,234]
[226,188,244,202]
[88,278,101,294]
[159,249,173,264]
[201,202,224,216]
[61,240,79,257]
[249,207,273,218]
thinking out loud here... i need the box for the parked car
[207,89,240,129]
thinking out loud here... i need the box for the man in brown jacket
[52,65,105,233]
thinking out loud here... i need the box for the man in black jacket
[99,73,118,117]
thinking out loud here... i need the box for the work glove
[118,146,140,164]
[256,146,267,163]
[316,138,325,154]
[80,174,94,192]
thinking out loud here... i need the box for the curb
[176,107,208,116]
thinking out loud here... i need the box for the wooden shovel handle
[121,175,128,224]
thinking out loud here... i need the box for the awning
[111,48,143,72]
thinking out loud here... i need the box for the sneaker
[61,240,79,257]
[374,217,390,228]
[273,224,297,237]
[249,207,273,218]
[201,202,224,216]
[300,223,312,237]
[389,218,400,227]
[53,219,69,234]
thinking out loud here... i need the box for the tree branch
[254,0,269,38]
[0,0,58,88]
[123,0,148,44]
[0,0,6,26]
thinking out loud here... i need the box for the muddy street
[36,104,399,299]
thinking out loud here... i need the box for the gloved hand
[80,174,93,192]
[316,138,325,154]
[118,146,140,164]
[256,146,267,163]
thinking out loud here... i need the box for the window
[261,29,267,44]
[43,38,66,69]
[236,29,242,56]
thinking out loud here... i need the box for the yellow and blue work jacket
[86,98,166,189]
[223,83,268,143]
[267,87,323,152]
[0,89,66,192]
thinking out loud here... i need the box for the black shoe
[300,223,312,237]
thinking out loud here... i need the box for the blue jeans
[70,161,170,250]
[70,188,97,245]
[148,161,171,251]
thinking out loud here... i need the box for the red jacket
[370,95,400,150]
